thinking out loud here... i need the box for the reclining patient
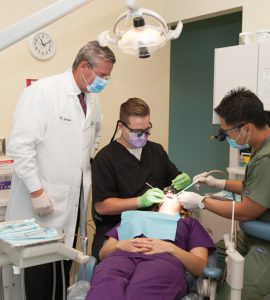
[87,193,215,300]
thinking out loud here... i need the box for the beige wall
[1,1,270,150]
[0,0,168,150]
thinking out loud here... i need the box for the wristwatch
[198,198,206,209]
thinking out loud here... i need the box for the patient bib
[117,211,180,241]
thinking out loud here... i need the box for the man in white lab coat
[6,40,116,300]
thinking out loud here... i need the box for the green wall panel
[169,12,242,181]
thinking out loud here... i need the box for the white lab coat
[5,69,102,247]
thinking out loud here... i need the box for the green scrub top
[242,136,270,222]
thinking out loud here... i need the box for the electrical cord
[202,169,239,284]
[204,169,228,178]
[0,267,4,300]
[52,262,56,300]
[21,269,25,300]
[9,265,12,300]
[61,260,66,300]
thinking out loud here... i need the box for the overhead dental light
[98,0,183,58]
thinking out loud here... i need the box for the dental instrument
[145,182,154,189]
[177,180,199,196]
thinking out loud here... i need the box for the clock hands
[36,38,45,46]
[36,37,51,46]
[43,40,52,45]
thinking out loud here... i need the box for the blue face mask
[226,136,250,150]
[226,125,250,150]
[87,76,107,93]
[81,72,107,93]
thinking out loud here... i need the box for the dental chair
[77,251,222,300]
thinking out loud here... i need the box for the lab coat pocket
[42,180,69,217]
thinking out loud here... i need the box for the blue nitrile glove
[171,173,191,191]
[137,188,165,208]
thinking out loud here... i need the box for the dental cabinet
[212,41,270,177]
[213,41,270,124]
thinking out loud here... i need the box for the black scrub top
[91,140,180,226]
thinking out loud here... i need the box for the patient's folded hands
[117,237,173,255]
[116,238,153,253]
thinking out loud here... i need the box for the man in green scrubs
[179,87,270,300]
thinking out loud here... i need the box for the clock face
[28,31,56,61]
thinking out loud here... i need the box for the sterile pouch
[117,211,180,241]
[0,219,62,247]
[0,218,37,233]
[0,227,58,240]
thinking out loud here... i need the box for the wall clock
[28,30,56,61]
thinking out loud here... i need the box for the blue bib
[117,211,180,241]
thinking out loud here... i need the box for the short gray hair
[72,40,116,70]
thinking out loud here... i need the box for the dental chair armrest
[203,266,222,279]
[203,252,222,279]
[240,220,270,241]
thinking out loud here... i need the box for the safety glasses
[214,123,247,142]
[121,121,152,137]
[88,63,111,80]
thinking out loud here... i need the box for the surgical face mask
[81,72,107,93]
[226,126,250,150]
[226,137,250,150]
[123,129,148,148]
[122,121,151,148]
[130,133,148,148]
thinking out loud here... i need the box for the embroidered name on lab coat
[59,116,71,122]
